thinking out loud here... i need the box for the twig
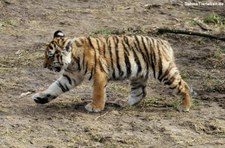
[157,28,225,41]
[95,111,109,121]
[0,64,8,67]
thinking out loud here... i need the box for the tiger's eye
[48,51,54,58]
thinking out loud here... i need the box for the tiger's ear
[54,30,65,38]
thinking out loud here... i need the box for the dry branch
[94,111,110,120]
[157,28,225,41]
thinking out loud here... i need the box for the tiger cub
[32,30,192,112]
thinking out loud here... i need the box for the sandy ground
[0,0,225,147]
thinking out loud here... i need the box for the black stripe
[94,46,97,72]
[87,37,97,73]
[149,38,156,78]
[158,65,172,82]
[142,86,147,97]
[113,36,121,78]
[132,47,142,74]
[88,38,97,73]
[123,36,129,44]
[65,41,71,52]
[82,51,86,72]
[87,37,94,49]
[84,62,88,74]
[157,44,163,80]
[64,84,69,92]
[57,81,69,92]
[108,38,115,79]
[122,41,131,78]
[75,57,81,71]
[96,39,100,51]
[177,81,182,93]
[75,40,82,47]
[89,68,94,80]
[122,37,130,56]
[46,94,57,99]
[135,36,149,76]
[102,38,106,58]
[114,37,123,77]
[131,85,143,90]
[99,61,105,72]
[170,86,177,89]
[135,92,144,98]
[63,74,72,85]
[134,35,141,52]
[164,76,175,86]
[159,69,169,82]
[80,38,84,44]
[141,37,150,76]
[72,78,77,85]
[123,36,132,51]
[141,37,150,62]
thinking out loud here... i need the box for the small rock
[45,145,55,148]
[124,7,131,10]
[20,92,32,98]
[3,0,17,5]
[111,110,120,115]
[144,4,161,9]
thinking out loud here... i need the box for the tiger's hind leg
[128,76,148,105]
[159,63,192,112]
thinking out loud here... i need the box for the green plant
[89,28,114,36]
[203,13,225,25]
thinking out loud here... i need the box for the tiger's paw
[127,96,142,106]
[177,103,190,112]
[85,102,104,112]
[32,93,56,104]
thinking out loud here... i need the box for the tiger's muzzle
[47,61,62,72]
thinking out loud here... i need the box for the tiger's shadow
[22,100,123,118]
[22,98,175,119]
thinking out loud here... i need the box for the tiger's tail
[159,59,192,111]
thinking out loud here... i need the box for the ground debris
[19,92,33,98]
[144,4,161,9]
[194,19,212,31]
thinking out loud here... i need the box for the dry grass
[0,50,42,72]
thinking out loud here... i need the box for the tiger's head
[44,30,72,72]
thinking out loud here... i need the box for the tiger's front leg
[32,72,84,104]
[85,69,107,112]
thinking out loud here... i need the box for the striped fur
[32,30,192,112]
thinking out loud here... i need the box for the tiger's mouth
[48,65,62,72]
[47,61,63,72]
[52,66,61,72]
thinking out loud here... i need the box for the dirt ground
[0,0,225,147]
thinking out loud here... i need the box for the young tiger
[32,30,192,112]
